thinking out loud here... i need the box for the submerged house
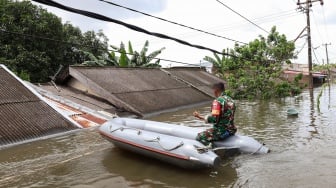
[0,64,225,147]
[46,66,224,117]
[283,70,327,85]
[282,63,327,85]
[0,65,79,147]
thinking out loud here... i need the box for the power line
[311,11,325,43]
[214,0,269,34]
[321,7,330,42]
[0,29,198,67]
[0,29,274,70]
[31,0,283,66]
[295,39,308,56]
[98,0,247,45]
[132,10,298,47]
[21,0,293,68]
[31,0,226,56]
[203,11,298,33]
[312,47,321,64]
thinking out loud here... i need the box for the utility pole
[323,43,332,81]
[297,0,324,89]
[323,43,331,65]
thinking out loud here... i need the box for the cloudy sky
[32,0,336,67]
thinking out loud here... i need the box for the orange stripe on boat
[99,131,189,160]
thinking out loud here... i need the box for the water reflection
[101,148,237,188]
[309,88,318,137]
[0,85,335,187]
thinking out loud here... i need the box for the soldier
[193,82,237,148]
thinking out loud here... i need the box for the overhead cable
[32,0,227,56]
[0,29,198,67]
[29,0,287,65]
[215,0,270,34]
[312,47,321,64]
[1,29,287,69]
[98,0,247,45]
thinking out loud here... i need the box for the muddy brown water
[1,85,335,188]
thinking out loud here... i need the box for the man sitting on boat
[193,82,237,148]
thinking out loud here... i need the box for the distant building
[283,63,309,72]
[282,63,327,85]
[171,60,213,73]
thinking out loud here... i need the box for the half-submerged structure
[53,66,224,117]
[0,65,79,147]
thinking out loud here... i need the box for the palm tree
[203,50,226,75]
[204,49,239,75]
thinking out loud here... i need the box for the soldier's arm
[204,115,216,123]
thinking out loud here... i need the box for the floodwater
[1,84,335,188]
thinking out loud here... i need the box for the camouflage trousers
[196,126,233,146]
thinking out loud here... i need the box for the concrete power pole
[297,0,324,89]
[323,43,332,81]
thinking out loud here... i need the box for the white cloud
[34,0,336,66]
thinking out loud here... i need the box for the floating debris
[287,108,299,116]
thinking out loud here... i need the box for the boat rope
[144,136,184,151]
[109,126,142,135]
[194,145,212,154]
[194,143,265,154]
[194,144,240,154]
[109,125,184,151]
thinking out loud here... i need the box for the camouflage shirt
[205,92,237,134]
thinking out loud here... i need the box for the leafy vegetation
[313,63,336,73]
[204,26,303,99]
[109,41,165,68]
[317,83,329,112]
[80,40,165,68]
[0,0,166,82]
[0,0,109,82]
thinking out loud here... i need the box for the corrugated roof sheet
[114,88,209,113]
[39,84,117,113]
[164,68,225,96]
[73,67,188,94]
[0,68,39,104]
[70,67,213,115]
[0,66,78,146]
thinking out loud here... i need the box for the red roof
[283,70,327,77]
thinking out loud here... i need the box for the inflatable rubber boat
[99,118,269,169]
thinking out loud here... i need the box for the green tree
[0,0,109,82]
[204,26,300,99]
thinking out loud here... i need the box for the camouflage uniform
[197,93,237,146]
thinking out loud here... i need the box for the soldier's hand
[193,111,200,118]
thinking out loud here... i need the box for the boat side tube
[214,135,269,154]
[111,118,269,155]
[99,121,220,169]
[112,118,201,140]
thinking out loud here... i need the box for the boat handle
[109,125,142,135]
[109,125,184,151]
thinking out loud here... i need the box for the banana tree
[109,40,165,67]
[79,50,117,66]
